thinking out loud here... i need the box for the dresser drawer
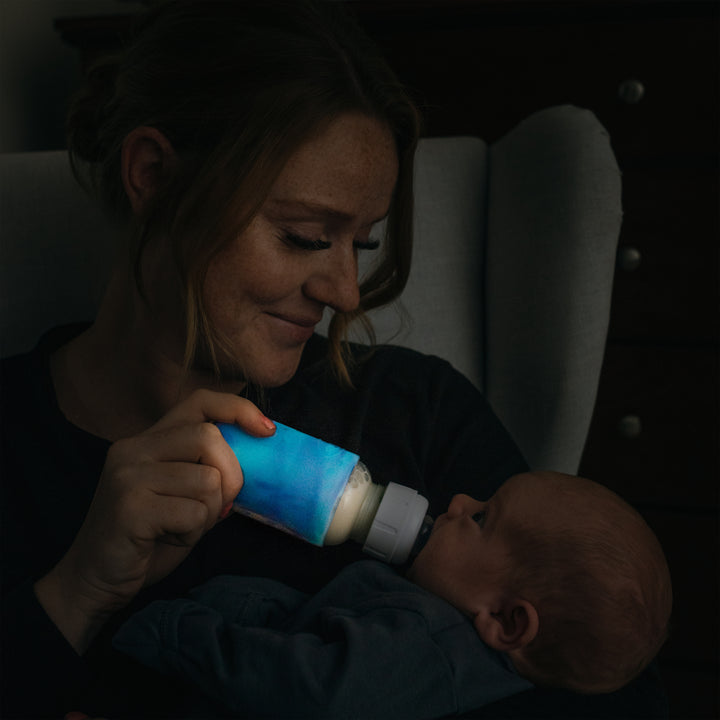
[579,344,719,508]
[609,168,719,344]
[643,509,719,666]
[588,14,719,161]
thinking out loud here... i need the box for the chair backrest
[0,104,621,474]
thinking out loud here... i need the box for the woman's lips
[271,312,322,328]
[266,312,320,344]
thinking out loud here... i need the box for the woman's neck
[50,268,245,441]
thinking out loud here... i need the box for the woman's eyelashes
[354,238,381,251]
[281,231,331,251]
[279,230,380,252]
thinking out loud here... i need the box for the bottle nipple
[409,515,434,559]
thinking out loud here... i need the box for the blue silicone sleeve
[217,422,360,545]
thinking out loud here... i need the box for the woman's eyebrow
[267,198,390,225]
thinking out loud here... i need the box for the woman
[0,2,666,718]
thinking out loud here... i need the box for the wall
[0,0,145,152]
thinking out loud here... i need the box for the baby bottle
[217,422,432,564]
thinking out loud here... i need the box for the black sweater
[0,327,666,719]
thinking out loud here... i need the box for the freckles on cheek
[203,210,304,317]
[203,247,288,321]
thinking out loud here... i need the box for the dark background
[4,1,719,717]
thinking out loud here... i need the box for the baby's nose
[447,493,484,518]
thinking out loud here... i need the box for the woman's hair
[505,480,672,694]
[66,0,421,385]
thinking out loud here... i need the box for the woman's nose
[304,245,360,313]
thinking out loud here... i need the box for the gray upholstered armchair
[0,104,621,474]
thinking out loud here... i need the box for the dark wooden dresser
[57,1,719,717]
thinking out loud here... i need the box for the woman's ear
[121,126,178,215]
[473,598,539,652]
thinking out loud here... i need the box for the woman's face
[203,112,398,386]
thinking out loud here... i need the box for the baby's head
[407,471,672,694]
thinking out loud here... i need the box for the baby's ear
[473,599,539,652]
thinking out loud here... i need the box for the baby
[407,470,672,694]
[115,471,672,719]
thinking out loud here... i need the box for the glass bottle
[217,422,432,564]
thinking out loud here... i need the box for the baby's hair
[505,475,672,693]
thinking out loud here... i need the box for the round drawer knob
[618,246,642,272]
[618,79,645,104]
[617,414,642,439]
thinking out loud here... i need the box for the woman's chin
[242,350,305,389]
[192,332,306,389]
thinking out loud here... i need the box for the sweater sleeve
[113,574,460,720]
[0,581,94,719]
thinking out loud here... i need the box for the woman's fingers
[150,388,276,438]
[145,493,211,549]
[129,422,244,509]
[134,460,231,534]
[133,390,276,509]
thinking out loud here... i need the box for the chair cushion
[486,105,621,472]
[343,136,489,389]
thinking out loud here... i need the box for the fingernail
[262,416,276,431]
[219,502,233,520]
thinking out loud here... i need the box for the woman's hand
[34,389,275,654]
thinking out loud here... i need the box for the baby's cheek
[406,541,443,591]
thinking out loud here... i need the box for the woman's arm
[33,390,274,655]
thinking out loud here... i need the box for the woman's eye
[472,511,486,528]
[279,230,380,252]
[281,231,331,251]
[353,238,381,251]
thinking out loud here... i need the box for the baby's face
[406,484,514,615]
[406,472,570,616]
